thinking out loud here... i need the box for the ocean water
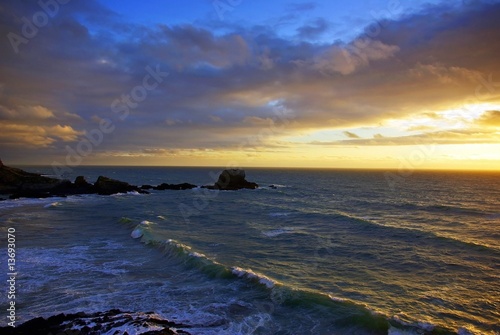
[0,167,499,334]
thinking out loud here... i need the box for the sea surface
[0,167,499,334]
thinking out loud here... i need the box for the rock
[154,182,198,190]
[0,163,64,195]
[0,162,152,198]
[0,310,192,335]
[205,169,258,190]
[0,161,259,198]
[74,176,91,187]
[94,176,147,195]
[50,177,95,196]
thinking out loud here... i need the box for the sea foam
[231,267,277,288]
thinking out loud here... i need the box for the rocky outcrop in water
[203,169,258,190]
[94,176,147,195]
[152,182,198,191]
[0,309,192,335]
[0,161,148,198]
[0,160,65,196]
[0,161,259,199]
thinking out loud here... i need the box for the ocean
[1,167,499,334]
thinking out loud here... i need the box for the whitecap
[269,212,292,217]
[189,251,207,258]
[329,295,348,303]
[262,227,294,237]
[231,266,276,288]
[44,201,62,208]
[140,220,154,225]
[111,191,143,197]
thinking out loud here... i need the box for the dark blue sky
[98,0,448,42]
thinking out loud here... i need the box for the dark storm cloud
[296,17,329,40]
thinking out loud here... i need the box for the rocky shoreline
[0,159,258,199]
[0,309,193,335]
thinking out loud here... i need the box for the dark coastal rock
[0,161,66,195]
[204,169,258,190]
[51,176,97,196]
[0,309,192,335]
[0,161,150,198]
[94,176,147,195]
[75,175,92,187]
[154,182,198,190]
[0,160,258,198]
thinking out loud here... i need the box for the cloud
[409,63,483,84]
[156,25,251,69]
[0,104,53,120]
[343,131,361,139]
[309,129,500,146]
[0,122,82,148]
[476,110,500,126]
[296,18,329,40]
[0,0,500,164]
[310,38,400,75]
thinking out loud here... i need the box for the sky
[0,0,500,170]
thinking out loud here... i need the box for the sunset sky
[1,0,499,170]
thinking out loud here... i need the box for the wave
[123,219,458,335]
[0,196,67,209]
[0,191,144,210]
[268,211,293,217]
[231,267,277,288]
[261,227,295,238]
[333,211,500,254]
[43,201,63,208]
[111,190,145,196]
[398,202,489,217]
